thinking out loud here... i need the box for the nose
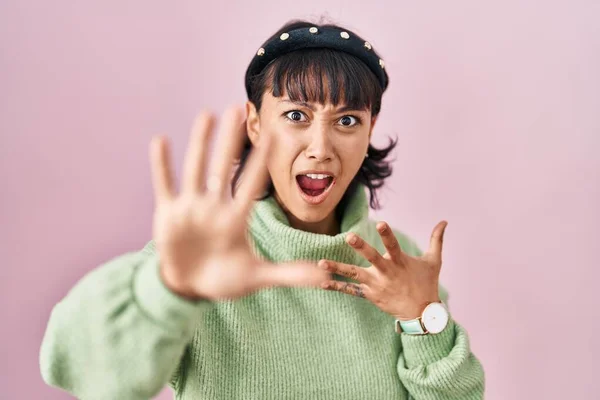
[304,123,334,162]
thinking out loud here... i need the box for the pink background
[1,1,598,399]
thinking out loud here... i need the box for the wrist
[393,297,441,321]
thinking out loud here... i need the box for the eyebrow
[279,99,367,113]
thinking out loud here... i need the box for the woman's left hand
[318,220,448,320]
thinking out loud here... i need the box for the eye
[284,110,308,123]
[338,115,361,127]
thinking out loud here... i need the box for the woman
[40,19,485,399]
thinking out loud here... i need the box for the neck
[274,193,340,235]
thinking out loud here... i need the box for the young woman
[40,19,485,399]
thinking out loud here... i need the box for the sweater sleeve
[396,298,485,399]
[392,229,485,399]
[39,241,212,400]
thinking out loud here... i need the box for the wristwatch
[394,302,450,335]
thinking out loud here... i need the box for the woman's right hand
[149,106,330,301]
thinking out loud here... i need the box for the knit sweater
[39,184,485,399]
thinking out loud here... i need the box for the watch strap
[395,317,426,335]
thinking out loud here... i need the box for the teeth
[305,173,331,179]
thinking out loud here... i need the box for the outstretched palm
[150,106,330,301]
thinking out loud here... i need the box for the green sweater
[40,184,485,399]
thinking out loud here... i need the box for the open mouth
[296,174,334,196]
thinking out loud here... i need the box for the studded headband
[244,25,389,99]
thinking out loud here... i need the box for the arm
[396,292,485,399]
[394,232,485,399]
[39,241,212,400]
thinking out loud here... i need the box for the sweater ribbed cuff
[400,317,456,367]
[132,254,212,336]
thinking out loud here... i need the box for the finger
[149,136,176,202]
[181,112,216,195]
[321,280,369,299]
[427,220,448,261]
[232,133,272,217]
[254,261,331,289]
[346,233,386,270]
[375,221,404,264]
[317,260,371,283]
[209,106,247,198]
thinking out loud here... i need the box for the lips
[296,175,334,195]
[295,172,337,205]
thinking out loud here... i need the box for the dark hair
[232,19,398,212]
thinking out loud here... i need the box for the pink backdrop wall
[1,1,598,399]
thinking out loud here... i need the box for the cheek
[274,126,302,149]
[339,137,369,173]
[264,129,299,185]
[269,128,302,162]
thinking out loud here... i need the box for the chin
[290,204,334,223]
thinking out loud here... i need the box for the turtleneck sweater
[40,184,485,399]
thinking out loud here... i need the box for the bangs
[259,48,382,115]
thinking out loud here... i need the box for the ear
[368,115,378,139]
[246,100,260,146]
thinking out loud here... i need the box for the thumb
[254,261,331,289]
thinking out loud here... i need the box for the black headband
[244,25,389,99]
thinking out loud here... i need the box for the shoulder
[141,240,157,256]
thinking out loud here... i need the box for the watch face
[422,302,449,334]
